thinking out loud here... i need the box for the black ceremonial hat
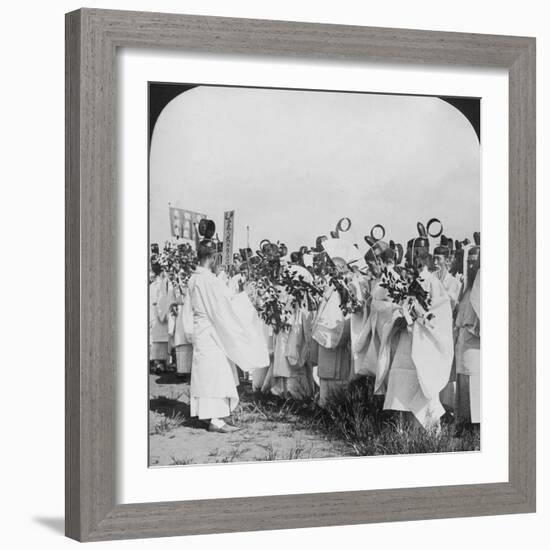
[364,224,390,263]
[198,218,216,239]
[315,235,328,252]
[290,251,302,264]
[406,222,430,264]
[433,245,450,256]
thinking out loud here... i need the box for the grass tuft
[319,377,480,456]
[170,455,192,465]
[152,411,186,436]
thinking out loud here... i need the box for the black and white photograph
[148,82,481,467]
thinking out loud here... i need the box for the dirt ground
[149,373,348,466]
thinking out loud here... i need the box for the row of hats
[192,216,480,271]
[433,232,481,257]
[324,217,480,268]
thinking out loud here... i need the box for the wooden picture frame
[65,8,536,542]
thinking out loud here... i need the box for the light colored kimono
[227,273,246,296]
[187,266,269,419]
[173,288,194,374]
[240,280,274,391]
[312,281,353,406]
[348,272,370,375]
[149,275,175,361]
[382,269,454,428]
[149,275,174,343]
[454,271,481,423]
[438,270,462,408]
[353,279,401,389]
[439,270,462,311]
[265,265,315,399]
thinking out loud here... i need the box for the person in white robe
[312,278,351,406]
[382,252,454,429]
[244,278,274,392]
[434,243,462,410]
[187,241,269,433]
[353,247,401,388]
[227,264,248,296]
[173,285,194,378]
[149,262,175,372]
[312,239,363,406]
[454,248,481,425]
[348,267,371,376]
[433,245,462,310]
[264,259,316,399]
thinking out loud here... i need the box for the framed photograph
[65,8,536,542]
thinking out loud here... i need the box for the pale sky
[149,85,480,256]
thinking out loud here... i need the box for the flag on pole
[169,207,206,245]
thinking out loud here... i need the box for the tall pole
[246,225,250,249]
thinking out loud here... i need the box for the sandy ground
[149,373,347,466]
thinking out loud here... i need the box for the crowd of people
[149,217,480,435]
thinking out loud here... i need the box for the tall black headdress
[364,224,390,263]
[434,233,454,257]
[406,218,443,265]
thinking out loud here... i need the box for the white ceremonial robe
[149,276,174,344]
[317,318,352,406]
[455,271,481,423]
[383,270,454,428]
[353,280,401,390]
[149,276,176,361]
[312,286,345,349]
[266,265,316,399]
[268,317,315,400]
[188,266,269,419]
[348,273,369,376]
[437,270,462,408]
[242,280,274,391]
[312,282,353,406]
[440,270,462,311]
[173,288,194,374]
[227,273,246,296]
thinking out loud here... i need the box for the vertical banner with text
[222,210,235,266]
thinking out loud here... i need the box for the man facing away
[187,241,269,433]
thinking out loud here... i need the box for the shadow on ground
[33,517,65,535]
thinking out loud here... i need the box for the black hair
[197,240,215,262]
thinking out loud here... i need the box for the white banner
[222,210,235,266]
[169,207,205,242]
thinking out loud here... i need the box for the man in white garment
[173,285,194,381]
[149,261,175,373]
[266,253,316,399]
[354,246,401,385]
[188,240,269,433]
[382,252,454,429]
[433,245,461,310]
[454,246,481,426]
[312,239,365,406]
[434,243,462,412]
